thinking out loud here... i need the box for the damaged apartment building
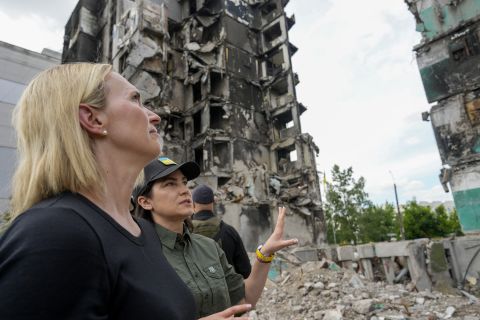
[62,0,325,248]
[406,0,480,234]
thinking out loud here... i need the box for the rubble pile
[251,258,480,320]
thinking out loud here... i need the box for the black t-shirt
[192,210,251,279]
[0,192,196,320]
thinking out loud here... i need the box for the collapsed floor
[251,252,480,320]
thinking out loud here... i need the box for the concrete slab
[336,245,355,261]
[382,257,395,285]
[429,242,455,293]
[375,241,412,257]
[356,244,375,258]
[292,248,318,262]
[407,241,432,291]
[440,240,463,285]
[360,259,374,280]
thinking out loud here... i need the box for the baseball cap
[192,184,214,204]
[133,156,200,199]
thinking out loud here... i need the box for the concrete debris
[252,255,480,319]
[321,310,343,320]
[352,299,374,314]
[445,306,456,319]
[460,290,479,304]
[226,185,244,202]
[327,236,480,299]
[349,274,365,289]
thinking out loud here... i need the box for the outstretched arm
[243,207,298,307]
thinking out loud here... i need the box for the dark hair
[133,176,194,230]
[133,184,154,223]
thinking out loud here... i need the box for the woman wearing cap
[0,63,249,320]
[134,157,298,318]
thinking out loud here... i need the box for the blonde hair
[10,63,113,218]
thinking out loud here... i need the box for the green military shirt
[155,223,245,318]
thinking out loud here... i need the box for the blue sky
[0,0,453,205]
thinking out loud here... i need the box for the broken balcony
[263,47,288,79]
[286,14,295,31]
[415,20,480,103]
[210,105,229,131]
[288,42,298,56]
[276,145,298,174]
[261,19,286,53]
[212,139,232,171]
[271,74,290,95]
[272,109,297,140]
[264,22,282,42]
[62,1,101,62]
[259,1,281,26]
[162,114,185,141]
[209,70,228,98]
[267,73,295,110]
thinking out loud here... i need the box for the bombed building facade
[407,0,480,233]
[62,0,325,248]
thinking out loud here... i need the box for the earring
[102,129,108,136]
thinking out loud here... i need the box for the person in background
[0,63,250,320]
[134,157,298,319]
[191,184,251,279]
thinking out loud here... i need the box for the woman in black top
[0,64,250,320]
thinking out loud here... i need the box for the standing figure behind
[191,184,252,279]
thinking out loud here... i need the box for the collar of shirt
[155,223,191,250]
[192,210,215,221]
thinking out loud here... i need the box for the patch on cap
[158,157,176,165]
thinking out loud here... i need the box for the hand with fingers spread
[260,206,299,257]
[243,206,298,307]
[198,304,252,320]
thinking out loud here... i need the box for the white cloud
[0,11,64,52]
[404,136,422,146]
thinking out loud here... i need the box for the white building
[0,41,60,214]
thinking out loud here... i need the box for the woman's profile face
[102,72,161,160]
[148,170,194,222]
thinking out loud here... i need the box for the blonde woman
[0,64,250,320]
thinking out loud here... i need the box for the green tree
[403,202,463,239]
[324,165,371,245]
[357,203,398,243]
[448,208,464,236]
[403,201,439,239]
[434,205,451,237]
